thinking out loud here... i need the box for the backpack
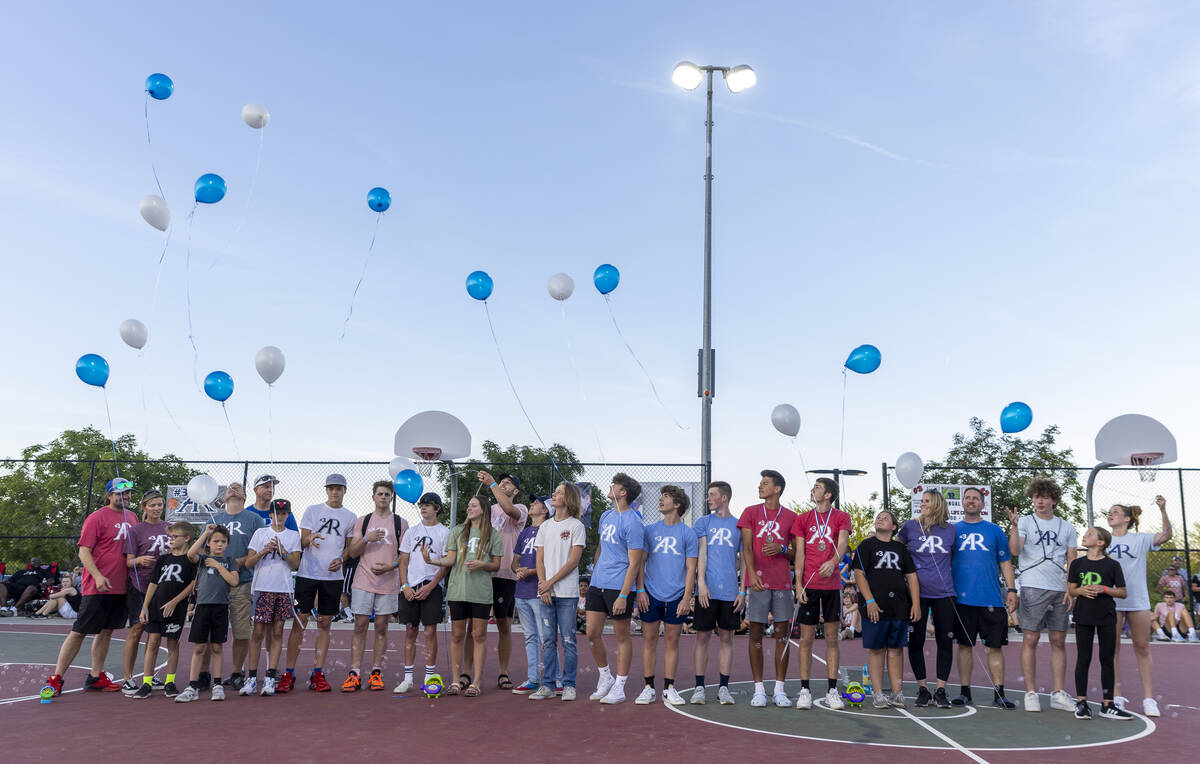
[345,514,406,560]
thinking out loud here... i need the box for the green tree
[0,428,195,568]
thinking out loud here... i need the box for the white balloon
[255,346,285,385]
[894,451,925,489]
[119,318,148,350]
[547,273,575,301]
[771,404,801,438]
[242,102,270,129]
[187,474,219,505]
[139,195,170,231]
[388,456,416,480]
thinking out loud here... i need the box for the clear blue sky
[2,2,1197,511]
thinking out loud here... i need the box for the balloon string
[102,387,120,478]
[231,126,264,238]
[185,203,199,388]
[144,92,165,202]
[158,393,185,433]
[559,302,606,464]
[222,402,242,461]
[789,436,813,492]
[839,368,847,474]
[340,213,383,341]
[603,294,688,430]
[150,225,174,316]
[267,384,275,463]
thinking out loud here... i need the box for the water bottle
[861,663,872,694]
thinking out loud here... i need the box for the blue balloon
[466,270,493,301]
[145,73,173,100]
[845,344,882,374]
[1000,401,1033,434]
[593,264,620,295]
[195,174,227,204]
[367,187,391,213]
[393,469,423,504]
[203,371,234,403]
[75,354,110,387]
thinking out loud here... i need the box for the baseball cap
[269,498,292,514]
[105,477,134,493]
[325,473,347,488]
[418,492,443,507]
[253,474,280,488]
[529,493,549,506]
[496,473,521,490]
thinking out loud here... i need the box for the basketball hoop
[1131,452,1163,483]
[412,447,442,477]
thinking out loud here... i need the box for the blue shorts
[862,618,909,650]
[640,595,686,625]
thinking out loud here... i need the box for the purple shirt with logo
[898,519,957,599]
[514,524,540,600]
[128,520,170,591]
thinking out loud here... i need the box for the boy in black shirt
[134,522,197,699]
[1067,526,1129,721]
[852,509,920,709]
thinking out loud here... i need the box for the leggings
[1074,622,1116,700]
[907,596,957,682]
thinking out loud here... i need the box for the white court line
[787,639,828,665]
[897,707,990,764]
[0,630,167,705]
[1166,704,1200,711]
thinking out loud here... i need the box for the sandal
[497,674,513,690]
[464,684,480,697]
[446,682,461,696]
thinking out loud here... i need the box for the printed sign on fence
[910,484,992,523]
[165,484,227,525]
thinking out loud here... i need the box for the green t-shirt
[446,523,504,604]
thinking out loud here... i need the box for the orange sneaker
[367,669,385,691]
[341,672,361,692]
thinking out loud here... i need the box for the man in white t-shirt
[528,482,586,701]
[1006,477,1077,714]
[280,474,357,693]
[475,470,529,691]
[394,492,451,693]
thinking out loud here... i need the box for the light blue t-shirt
[642,520,699,603]
[951,519,1011,607]
[591,508,645,590]
[694,513,741,602]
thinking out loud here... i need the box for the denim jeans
[541,596,578,688]
[514,597,543,685]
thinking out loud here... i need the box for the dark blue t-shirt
[249,505,298,532]
[514,524,540,600]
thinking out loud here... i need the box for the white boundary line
[897,707,990,764]
[0,630,168,705]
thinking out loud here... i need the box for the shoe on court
[561,686,576,701]
[1074,700,1092,720]
[511,680,537,695]
[87,673,121,692]
[690,686,706,705]
[663,687,685,705]
[1189,631,1200,643]
[1171,631,1186,642]
[174,686,199,703]
[395,678,416,694]
[934,688,952,708]
[1100,702,1133,720]
[750,690,768,707]
[873,693,890,709]
[634,686,656,705]
[150,676,165,690]
[1143,698,1161,717]
[238,677,258,696]
[45,674,64,697]
[229,674,245,691]
[163,682,178,698]
[590,674,615,701]
[717,686,735,705]
[120,680,139,697]
[773,691,791,708]
[133,683,152,699]
[1050,690,1075,712]
[599,685,626,705]
[915,686,932,707]
[1113,695,1128,710]
[889,691,906,708]
[341,672,361,692]
[826,688,846,710]
[1023,690,1041,712]
[367,669,385,691]
[992,694,1017,709]
[951,694,973,707]
[1154,627,1170,641]
[794,687,813,709]
[529,686,554,700]
[261,676,276,696]
[310,670,332,693]
[211,684,225,701]
[276,673,295,693]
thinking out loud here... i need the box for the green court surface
[667,680,1154,752]
[0,630,166,701]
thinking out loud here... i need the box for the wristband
[1006,588,1017,594]
[740,590,748,596]
[400,583,408,590]
[490,482,498,488]
[617,593,628,600]
[865,598,876,605]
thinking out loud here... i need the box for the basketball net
[412,447,441,477]
[1131,452,1163,483]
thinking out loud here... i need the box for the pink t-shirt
[792,508,853,591]
[491,503,529,581]
[78,505,136,596]
[349,513,405,595]
[1154,601,1185,621]
[737,504,798,591]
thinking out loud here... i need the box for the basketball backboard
[394,410,471,461]
[1094,414,1177,466]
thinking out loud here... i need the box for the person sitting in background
[577,578,589,633]
[0,558,55,615]
[1152,592,1198,642]
[1158,565,1187,600]
[33,573,82,619]
[839,586,860,639]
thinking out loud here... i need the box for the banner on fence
[165,484,228,525]
[910,484,992,523]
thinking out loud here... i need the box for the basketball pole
[1085,461,1115,528]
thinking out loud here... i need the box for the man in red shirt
[45,477,140,695]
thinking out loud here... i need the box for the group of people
[37,467,1184,724]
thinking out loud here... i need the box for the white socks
[599,665,613,681]
[755,682,765,694]
[774,681,786,695]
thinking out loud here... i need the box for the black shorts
[341,563,356,595]
[125,588,146,628]
[189,603,229,644]
[448,600,491,621]
[397,582,444,628]
[73,594,128,635]
[585,587,633,621]
[491,577,516,620]
[2,583,36,603]
[954,603,1008,649]
[797,588,842,626]
[294,577,343,616]
[145,605,188,639]
[693,598,740,632]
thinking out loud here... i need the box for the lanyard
[812,508,833,546]
[760,503,782,542]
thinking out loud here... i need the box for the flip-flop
[464,684,480,697]
[497,674,513,690]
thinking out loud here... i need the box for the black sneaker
[150,676,165,690]
[163,681,178,698]
[992,694,1016,709]
[1075,700,1092,720]
[133,683,152,699]
[1099,702,1132,720]
[229,674,245,690]
[951,694,973,706]
[934,687,951,709]
[120,680,139,697]
[915,686,932,707]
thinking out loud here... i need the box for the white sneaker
[1143,697,1161,717]
[1113,695,1128,710]
[529,686,554,700]
[717,686,735,705]
[590,674,615,701]
[1155,627,1170,641]
[826,688,845,710]
[1189,631,1200,643]
[663,687,686,706]
[599,685,626,705]
[1050,690,1075,712]
[174,686,199,703]
[238,678,257,696]
[750,690,768,707]
[1172,631,1186,642]
[211,684,225,701]
[393,678,414,694]
[794,687,813,709]
[634,686,656,705]
[690,686,706,705]
[561,686,576,701]
[261,676,276,696]
[1024,690,1041,712]
[773,691,791,708]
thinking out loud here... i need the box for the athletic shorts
[862,618,909,650]
[229,582,254,640]
[747,589,794,625]
[341,563,356,595]
[448,600,492,621]
[72,594,127,635]
[125,588,146,628]
[397,582,444,627]
[1018,587,1069,632]
[350,588,398,616]
[144,605,187,638]
[797,588,842,626]
[954,603,1008,648]
[252,591,295,623]
[491,577,516,620]
[693,598,740,632]
[640,595,687,625]
[189,603,229,644]
[295,577,343,617]
[585,587,633,621]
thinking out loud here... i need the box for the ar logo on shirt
[316,518,343,537]
[1109,543,1133,560]
[756,521,782,541]
[599,523,617,544]
[807,526,834,546]
[147,534,170,554]
[651,536,680,555]
[466,536,480,555]
[158,563,184,583]
[520,536,536,555]
[114,522,131,541]
[708,527,735,548]
[226,521,245,537]
[958,533,989,552]
[1035,530,1060,547]
[874,551,901,570]
[1080,571,1102,587]
[915,535,947,555]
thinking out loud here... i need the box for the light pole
[672,61,756,489]
[807,468,867,510]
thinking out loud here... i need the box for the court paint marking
[814,697,977,720]
[897,707,990,764]
[0,630,167,705]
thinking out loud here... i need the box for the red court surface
[2,621,1196,763]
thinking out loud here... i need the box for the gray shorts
[350,588,399,616]
[1019,586,1069,632]
[747,589,795,625]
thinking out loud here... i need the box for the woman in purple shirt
[897,489,959,709]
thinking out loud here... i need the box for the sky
[2,1,1198,513]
